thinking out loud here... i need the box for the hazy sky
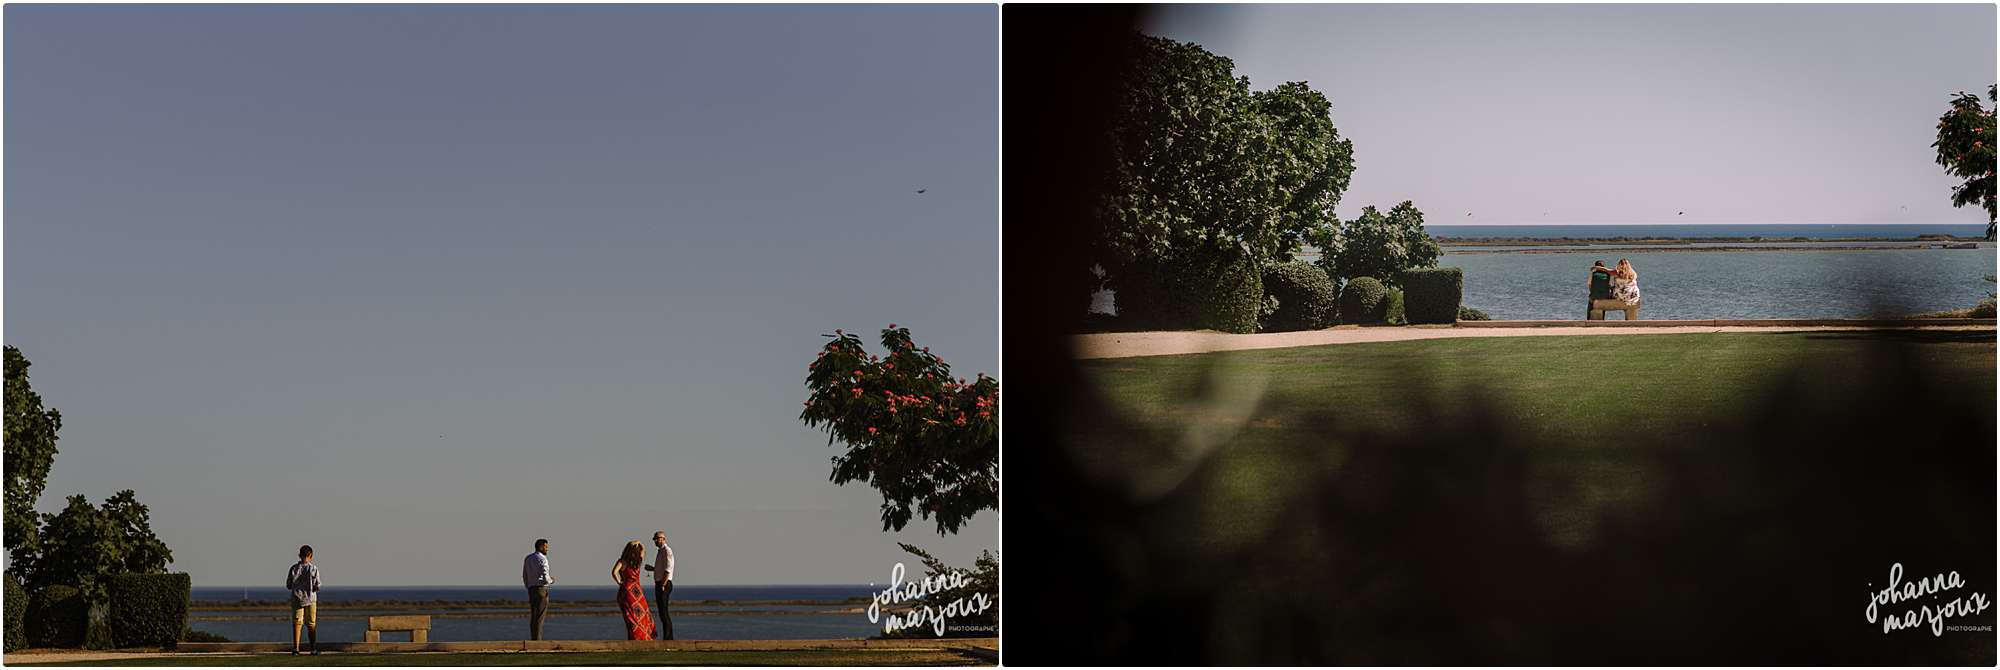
[5,5,996,586]
[1149,3,1997,226]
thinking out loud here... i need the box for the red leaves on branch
[798,325,998,534]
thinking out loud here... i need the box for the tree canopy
[800,326,997,535]
[1098,34,1356,271]
[6,346,63,557]
[1932,85,1997,240]
[15,491,171,603]
[1315,201,1442,286]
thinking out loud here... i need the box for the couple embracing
[1586,259,1642,319]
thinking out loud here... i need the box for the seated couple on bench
[1586,259,1643,320]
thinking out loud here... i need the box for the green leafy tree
[1932,85,1997,240]
[6,346,63,560]
[1316,201,1442,287]
[801,326,997,535]
[100,491,171,576]
[19,496,122,603]
[17,492,171,605]
[1098,34,1355,296]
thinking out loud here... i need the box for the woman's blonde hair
[1615,258,1637,280]
[621,540,645,568]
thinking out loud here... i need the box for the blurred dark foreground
[1002,6,1997,665]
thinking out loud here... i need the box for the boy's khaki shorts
[292,603,316,627]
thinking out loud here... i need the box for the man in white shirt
[644,531,675,640]
[522,538,553,640]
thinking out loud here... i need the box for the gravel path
[1073,324,1995,359]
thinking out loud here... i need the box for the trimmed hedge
[1177,251,1264,334]
[1259,261,1338,332]
[1339,277,1390,325]
[109,573,191,649]
[5,574,23,651]
[27,585,85,648]
[1458,306,1491,321]
[1399,267,1464,324]
[1386,288,1406,325]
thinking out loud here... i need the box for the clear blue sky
[5,4,997,586]
[1149,3,1997,226]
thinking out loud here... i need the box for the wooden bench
[364,615,431,643]
[1587,298,1641,320]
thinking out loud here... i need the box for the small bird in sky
[916,189,927,194]
[1678,211,1684,216]
[1466,212,1472,217]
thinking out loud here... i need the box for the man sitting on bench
[1586,260,1613,319]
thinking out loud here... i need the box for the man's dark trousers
[654,580,674,640]
[527,586,549,640]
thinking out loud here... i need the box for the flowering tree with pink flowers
[800,325,997,535]
[1932,85,1997,240]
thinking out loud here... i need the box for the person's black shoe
[291,650,299,656]
[312,649,320,656]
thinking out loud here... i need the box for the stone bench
[364,615,431,643]
[1587,298,1641,320]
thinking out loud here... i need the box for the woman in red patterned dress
[612,541,656,640]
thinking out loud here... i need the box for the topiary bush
[27,585,85,648]
[1458,306,1491,321]
[109,573,191,649]
[1260,261,1339,331]
[1399,267,1464,324]
[1176,250,1264,334]
[1385,288,1406,326]
[5,574,24,651]
[1339,277,1390,325]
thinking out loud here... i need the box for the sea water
[1447,247,1995,320]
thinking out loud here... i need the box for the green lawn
[1077,330,1996,551]
[15,649,986,666]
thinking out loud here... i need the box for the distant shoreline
[1443,243,1985,255]
[1287,236,1988,258]
[1435,234,1983,247]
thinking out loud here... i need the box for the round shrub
[1173,250,1264,334]
[1397,267,1464,324]
[1458,306,1492,321]
[1260,261,1338,331]
[1339,277,1390,325]
[5,574,24,651]
[27,585,85,648]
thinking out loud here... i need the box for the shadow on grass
[1004,7,1996,665]
[1788,329,1998,344]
